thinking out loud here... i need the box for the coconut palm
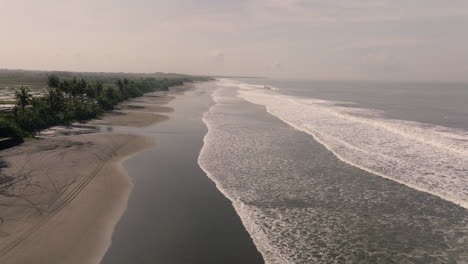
[14,85,32,112]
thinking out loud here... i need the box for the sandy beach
[0,134,153,264]
[0,82,264,264]
[4,2,467,262]
[0,88,181,264]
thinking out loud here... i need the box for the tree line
[0,75,188,142]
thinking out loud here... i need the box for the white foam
[220,79,468,209]
[198,85,296,264]
[199,81,468,263]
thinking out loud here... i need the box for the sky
[1,0,468,80]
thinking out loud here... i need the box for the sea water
[198,79,468,263]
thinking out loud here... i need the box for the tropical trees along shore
[0,75,190,142]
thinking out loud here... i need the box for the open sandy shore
[0,134,153,264]
[0,84,194,264]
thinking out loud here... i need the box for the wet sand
[0,89,176,263]
[100,82,264,264]
[0,82,264,264]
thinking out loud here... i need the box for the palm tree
[14,85,32,112]
[47,75,60,89]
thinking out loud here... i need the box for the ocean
[198,79,468,263]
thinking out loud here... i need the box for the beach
[0,133,153,264]
[0,82,264,264]
[100,81,264,264]
[3,0,467,262]
[2,78,466,264]
[0,90,168,264]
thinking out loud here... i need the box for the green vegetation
[0,118,25,142]
[0,69,211,102]
[0,69,208,87]
[0,71,210,143]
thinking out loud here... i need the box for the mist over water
[198,80,468,263]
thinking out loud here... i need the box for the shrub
[0,118,25,142]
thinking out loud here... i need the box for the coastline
[0,82,265,264]
[0,86,183,263]
[198,80,468,263]
[99,81,264,264]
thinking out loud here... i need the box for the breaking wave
[220,79,468,208]
[198,80,468,263]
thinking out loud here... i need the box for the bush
[0,118,25,142]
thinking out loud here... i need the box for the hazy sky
[1,0,468,80]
